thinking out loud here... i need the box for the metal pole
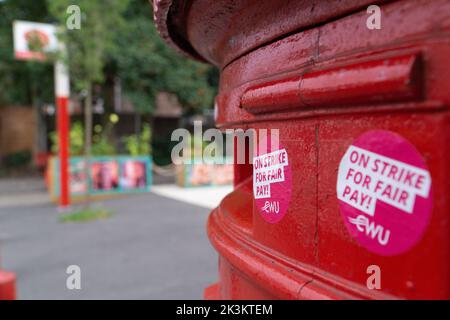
[54,58,70,208]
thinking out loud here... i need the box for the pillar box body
[0,270,16,300]
[153,0,450,299]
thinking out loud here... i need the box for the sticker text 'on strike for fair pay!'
[337,145,431,216]
[254,149,289,199]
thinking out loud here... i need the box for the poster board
[48,156,152,200]
[13,20,58,60]
[176,158,234,187]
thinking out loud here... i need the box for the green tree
[123,123,152,156]
[113,0,218,114]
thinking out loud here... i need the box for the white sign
[13,20,59,60]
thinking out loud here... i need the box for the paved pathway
[0,178,221,299]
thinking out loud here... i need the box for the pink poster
[337,130,433,256]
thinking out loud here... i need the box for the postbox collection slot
[240,53,423,114]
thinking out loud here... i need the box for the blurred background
[0,0,230,299]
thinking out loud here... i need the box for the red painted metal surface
[153,0,450,299]
[299,53,423,107]
[241,76,303,114]
[56,97,69,207]
[0,270,16,300]
[153,0,388,67]
[241,53,422,113]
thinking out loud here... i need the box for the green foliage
[112,0,218,113]
[50,121,84,155]
[91,134,117,156]
[50,120,118,156]
[90,115,118,155]
[59,207,112,223]
[47,0,129,91]
[123,123,152,156]
[70,121,85,154]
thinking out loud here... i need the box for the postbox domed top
[152,0,206,63]
[152,0,381,68]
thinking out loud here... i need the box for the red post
[56,96,70,207]
[54,55,70,208]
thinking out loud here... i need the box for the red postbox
[0,268,16,300]
[153,0,450,299]
[0,250,16,300]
